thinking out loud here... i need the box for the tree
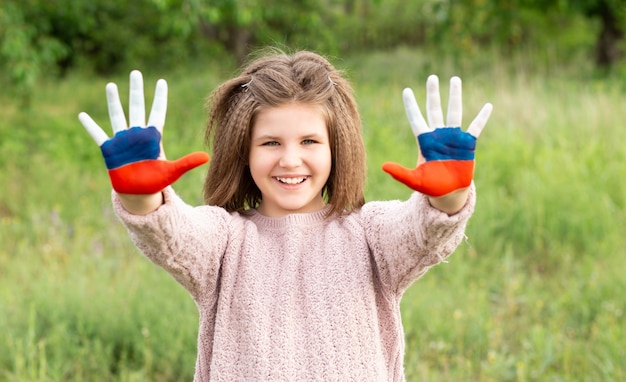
[175,0,335,64]
[580,0,626,67]
[0,1,67,106]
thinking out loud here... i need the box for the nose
[279,145,303,168]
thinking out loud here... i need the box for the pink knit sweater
[113,185,475,381]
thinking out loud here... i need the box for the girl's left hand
[382,75,493,197]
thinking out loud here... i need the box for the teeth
[277,177,306,184]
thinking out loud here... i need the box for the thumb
[169,152,211,177]
[382,160,475,197]
[108,152,210,194]
[382,162,421,190]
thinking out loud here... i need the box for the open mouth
[275,176,307,184]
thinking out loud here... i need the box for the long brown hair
[203,49,366,216]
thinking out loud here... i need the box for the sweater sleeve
[112,187,230,303]
[361,183,476,295]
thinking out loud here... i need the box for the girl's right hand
[78,70,210,195]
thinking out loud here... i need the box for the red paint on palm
[108,152,210,194]
[382,160,474,197]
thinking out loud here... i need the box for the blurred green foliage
[1,0,625,105]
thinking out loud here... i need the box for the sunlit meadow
[1,48,625,381]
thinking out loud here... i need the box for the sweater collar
[247,205,333,229]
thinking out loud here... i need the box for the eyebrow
[252,134,278,141]
[252,133,326,142]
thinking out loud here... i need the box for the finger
[402,88,429,136]
[78,112,109,146]
[106,83,128,134]
[447,76,462,127]
[129,70,146,128]
[466,103,493,138]
[171,152,211,175]
[147,79,168,132]
[426,75,444,128]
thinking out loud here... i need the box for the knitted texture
[113,186,476,381]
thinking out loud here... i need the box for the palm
[382,75,492,197]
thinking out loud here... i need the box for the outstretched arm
[383,75,492,215]
[78,70,210,215]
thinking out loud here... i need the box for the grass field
[1,47,625,381]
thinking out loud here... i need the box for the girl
[79,50,492,381]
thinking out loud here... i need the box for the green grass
[1,47,625,381]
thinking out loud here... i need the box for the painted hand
[78,70,210,194]
[382,75,492,196]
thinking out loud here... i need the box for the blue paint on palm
[418,127,476,161]
[100,126,161,169]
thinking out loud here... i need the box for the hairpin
[241,78,253,92]
[328,76,337,86]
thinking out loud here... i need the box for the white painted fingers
[128,70,146,128]
[106,82,127,135]
[402,87,429,137]
[404,75,490,137]
[78,112,109,147]
[147,79,168,132]
[426,75,444,128]
[466,102,493,138]
[446,76,462,127]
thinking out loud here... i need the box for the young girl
[79,50,492,381]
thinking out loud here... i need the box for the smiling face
[249,102,332,217]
